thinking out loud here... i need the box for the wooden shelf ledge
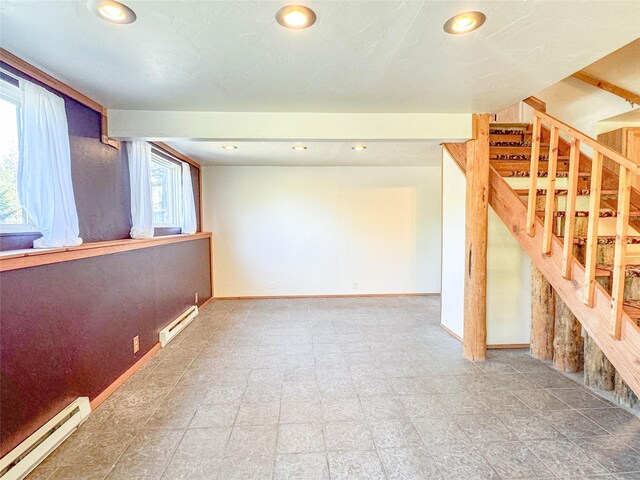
[0,232,212,272]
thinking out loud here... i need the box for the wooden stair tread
[490,146,550,153]
[513,188,617,196]
[596,265,640,279]
[535,210,640,218]
[559,236,640,245]
[502,170,591,178]
[492,154,571,161]
[622,301,640,320]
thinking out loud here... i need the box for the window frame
[0,70,40,235]
[149,149,183,229]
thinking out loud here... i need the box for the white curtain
[126,141,154,238]
[19,81,82,248]
[180,162,197,234]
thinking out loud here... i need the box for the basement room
[1,1,639,479]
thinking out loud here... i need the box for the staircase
[445,107,640,398]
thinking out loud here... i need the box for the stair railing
[525,108,640,339]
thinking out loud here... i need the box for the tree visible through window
[0,73,37,233]
[150,151,182,227]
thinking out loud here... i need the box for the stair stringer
[445,143,640,396]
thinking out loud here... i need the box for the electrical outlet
[352,282,358,290]
[269,280,275,290]
[133,335,139,353]
[195,292,198,303]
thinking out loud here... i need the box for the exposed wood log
[530,263,554,360]
[464,114,490,361]
[553,296,584,372]
[584,333,615,390]
[445,142,640,397]
[615,372,640,408]
[584,277,615,390]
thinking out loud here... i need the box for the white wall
[203,166,441,297]
[440,151,466,338]
[440,149,531,345]
[524,77,638,137]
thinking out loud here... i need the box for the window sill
[0,232,212,272]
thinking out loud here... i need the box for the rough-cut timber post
[584,334,615,390]
[530,263,554,360]
[584,276,615,390]
[553,297,583,372]
[615,373,640,408]
[464,113,490,361]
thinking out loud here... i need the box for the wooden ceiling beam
[571,70,640,106]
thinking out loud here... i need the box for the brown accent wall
[0,238,211,456]
[0,61,209,456]
[0,61,201,250]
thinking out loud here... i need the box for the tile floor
[28,296,640,479]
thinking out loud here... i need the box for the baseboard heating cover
[0,397,91,480]
[159,305,198,347]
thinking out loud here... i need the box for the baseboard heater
[0,397,90,480]
[159,305,198,347]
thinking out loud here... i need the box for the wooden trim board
[440,323,463,342]
[571,71,640,106]
[0,232,212,272]
[215,293,437,300]
[440,324,529,349]
[0,48,120,148]
[90,343,161,410]
[151,142,201,169]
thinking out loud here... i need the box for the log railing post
[526,115,542,236]
[611,165,632,339]
[542,126,559,254]
[562,138,581,279]
[584,152,604,306]
[464,113,490,361]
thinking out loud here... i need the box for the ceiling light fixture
[275,5,317,30]
[352,145,367,151]
[222,145,238,150]
[88,0,137,24]
[292,145,308,151]
[443,11,486,34]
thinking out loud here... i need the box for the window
[0,72,38,233]
[150,150,182,227]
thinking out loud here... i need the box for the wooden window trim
[0,232,212,272]
[0,47,122,149]
[0,50,204,236]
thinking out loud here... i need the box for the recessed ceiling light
[276,5,317,30]
[88,0,137,24]
[292,145,308,151]
[352,145,367,151]
[443,11,486,34]
[222,145,238,150]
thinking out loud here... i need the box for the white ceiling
[1,1,639,114]
[166,140,443,166]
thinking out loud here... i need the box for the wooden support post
[464,113,490,361]
[584,276,615,390]
[584,333,615,390]
[530,263,555,360]
[615,371,640,408]
[553,296,584,372]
